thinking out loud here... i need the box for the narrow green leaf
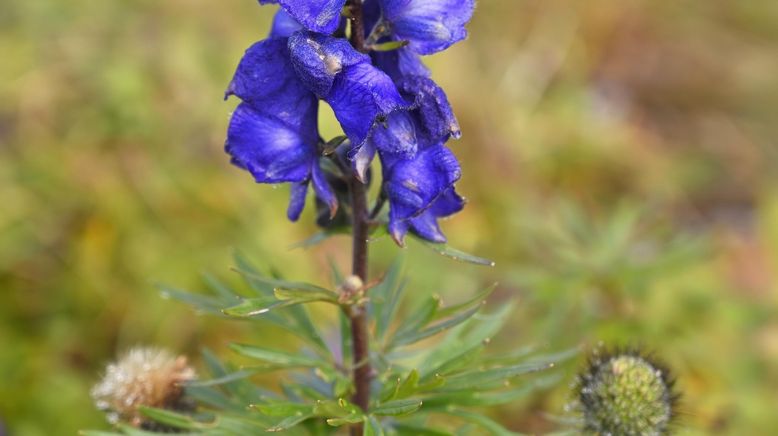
[266,412,313,432]
[370,40,409,51]
[391,424,451,436]
[382,369,420,401]
[158,284,223,314]
[222,297,289,317]
[437,362,553,392]
[434,284,496,319]
[232,250,275,295]
[392,304,481,348]
[185,368,257,387]
[414,238,495,266]
[232,267,334,296]
[289,229,349,250]
[274,287,339,304]
[202,272,243,300]
[326,415,363,426]
[440,409,524,436]
[139,407,209,430]
[388,296,439,346]
[372,399,423,416]
[254,402,312,417]
[363,415,385,436]
[230,344,324,368]
[372,258,405,342]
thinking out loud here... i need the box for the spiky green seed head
[576,349,677,435]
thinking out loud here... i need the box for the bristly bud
[91,347,196,428]
[573,347,679,435]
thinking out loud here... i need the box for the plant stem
[347,1,370,434]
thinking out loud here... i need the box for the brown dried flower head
[91,347,195,427]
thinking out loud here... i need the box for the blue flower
[382,143,463,244]
[373,0,475,55]
[390,187,465,243]
[287,31,418,160]
[225,37,337,221]
[259,0,345,34]
[397,75,461,143]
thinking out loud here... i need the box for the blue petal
[368,110,417,158]
[259,0,345,34]
[288,32,416,153]
[226,38,317,133]
[226,103,316,183]
[380,0,475,55]
[398,76,461,143]
[371,45,430,83]
[389,187,465,244]
[312,163,338,218]
[270,9,303,38]
[383,142,461,225]
[287,181,309,221]
[288,32,368,97]
[328,62,415,151]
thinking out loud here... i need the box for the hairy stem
[347,1,370,434]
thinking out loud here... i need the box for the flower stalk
[346,2,371,433]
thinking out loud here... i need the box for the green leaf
[372,399,423,416]
[440,409,524,436]
[326,415,363,426]
[254,402,312,417]
[391,303,481,348]
[420,303,515,379]
[274,286,339,305]
[391,424,451,436]
[289,229,348,250]
[266,413,314,432]
[232,250,275,296]
[363,415,385,436]
[139,407,211,430]
[434,284,496,319]
[230,343,327,369]
[370,40,409,51]
[388,296,439,346]
[436,362,553,392]
[371,258,405,342]
[185,368,258,387]
[414,238,495,266]
[381,369,420,401]
[221,296,289,317]
[158,284,224,315]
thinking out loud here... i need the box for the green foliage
[87,255,571,434]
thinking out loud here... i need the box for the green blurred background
[2,0,778,434]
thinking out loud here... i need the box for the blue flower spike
[226,0,473,241]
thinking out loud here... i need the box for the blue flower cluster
[225,0,474,244]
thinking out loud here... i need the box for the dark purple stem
[346,1,371,434]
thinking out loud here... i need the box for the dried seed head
[574,348,678,435]
[91,347,195,427]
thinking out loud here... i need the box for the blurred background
[2,0,777,434]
